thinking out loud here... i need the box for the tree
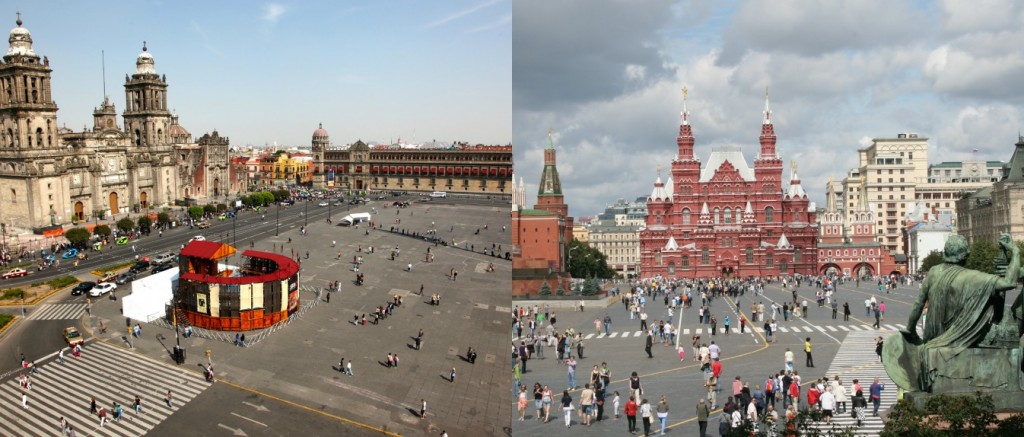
[216,203,227,212]
[93,225,111,238]
[920,250,943,273]
[965,238,998,274]
[137,216,152,231]
[203,204,217,216]
[65,227,91,249]
[116,218,135,233]
[582,278,600,296]
[157,212,170,226]
[187,206,204,220]
[881,393,1024,436]
[538,282,552,296]
[567,239,616,279]
[272,189,291,202]
[556,283,565,296]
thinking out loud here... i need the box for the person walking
[629,371,643,404]
[869,377,885,416]
[579,384,594,426]
[603,313,612,336]
[639,398,653,437]
[876,336,885,362]
[561,390,575,429]
[58,347,64,364]
[656,395,669,435]
[165,390,173,408]
[449,367,456,383]
[843,302,851,321]
[831,300,838,319]
[567,356,577,389]
[852,390,867,426]
[784,348,794,372]
[696,398,710,437]
[625,395,638,434]
[346,360,353,376]
[133,395,143,414]
[873,306,881,328]
[420,399,427,419]
[705,373,718,409]
[645,331,653,359]
[723,316,730,335]
[804,338,814,368]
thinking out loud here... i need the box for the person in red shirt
[807,385,820,411]
[789,380,800,409]
[711,358,722,380]
[624,395,638,434]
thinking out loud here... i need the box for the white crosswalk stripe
[585,333,595,340]
[804,330,897,437]
[0,340,211,436]
[826,326,838,332]
[26,303,87,320]
[520,323,916,342]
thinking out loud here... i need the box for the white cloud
[263,3,287,24]
[467,13,511,33]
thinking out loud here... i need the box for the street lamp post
[275,203,280,236]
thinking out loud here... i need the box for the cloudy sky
[12,0,510,147]
[513,0,1024,218]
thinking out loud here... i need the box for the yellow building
[269,153,313,187]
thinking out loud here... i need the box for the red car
[1,268,28,279]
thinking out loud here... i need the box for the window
[779,259,787,272]
[713,207,720,224]
[766,253,774,267]
[746,247,754,264]
[682,208,691,225]
[723,207,732,224]
[795,249,802,263]
[765,206,774,223]
[682,256,689,269]
[701,248,710,265]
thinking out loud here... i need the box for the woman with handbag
[561,390,574,428]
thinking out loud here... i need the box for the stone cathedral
[0,15,230,232]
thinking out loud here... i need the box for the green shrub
[3,288,24,299]
[46,276,78,289]
[538,282,552,296]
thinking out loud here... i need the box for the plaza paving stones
[0,340,208,436]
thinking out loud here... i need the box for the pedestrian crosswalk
[804,330,897,437]
[0,340,210,436]
[512,324,907,342]
[26,303,87,320]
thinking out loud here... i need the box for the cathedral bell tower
[123,42,170,148]
[0,13,59,151]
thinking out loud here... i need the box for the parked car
[71,281,96,296]
[97,271,118,283]
[88,282,117,297]
[115,271,137,285]
[318,201,329,207]
[151,263,174,275]
[63,327,84,348]
[196,221,211,229]
[189,235,207,242]
[129,261,151,274]
[1,268,29,279]
[152,252,176,265]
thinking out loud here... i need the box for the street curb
[0,314,20,337]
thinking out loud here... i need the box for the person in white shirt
[746,399,758,425]
[831,377,848,413]
[819,388,836,424]
[784,348,794,372]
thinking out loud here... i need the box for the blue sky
[10,0,510,148]
[514,0,1024,217]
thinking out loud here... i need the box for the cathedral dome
[312,123,329,139]
[135,42,156,75]
[7,14,35,57]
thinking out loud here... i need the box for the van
[339,212,372,226]
[430,191,447,198]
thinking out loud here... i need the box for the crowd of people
[513,273,904,436]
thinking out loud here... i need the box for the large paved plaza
[511,279,1022,437]
[0,196,512,436]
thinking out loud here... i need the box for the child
[678,346,686,362]
[613,391,621,419]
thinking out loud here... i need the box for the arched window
[701,248,710,265]
[682,208,691,225]
[766,253,774,267]
[134,129,142,146]
[9,188,15,203]
[765,206,774,222]
[35,127,42,147]
[746,247,754,264]
[682,256,689,269]
[713,207,720,224]
[723,207,732,224]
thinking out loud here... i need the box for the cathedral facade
[639,91,819,279]
[0,15,230,232]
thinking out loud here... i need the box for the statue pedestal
[905,347,1024,410]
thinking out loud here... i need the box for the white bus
[430,191,447,198]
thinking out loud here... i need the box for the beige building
[583,197,647,277]
[956,136,1024,244]
[0,16,230,231]
[841,133,1001,254]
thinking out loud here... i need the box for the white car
[88,282,117,297]
[318,201,329,207]
[189,235,206,242]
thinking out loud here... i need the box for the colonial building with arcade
[639,90,818,279]
[309,124,513,195]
